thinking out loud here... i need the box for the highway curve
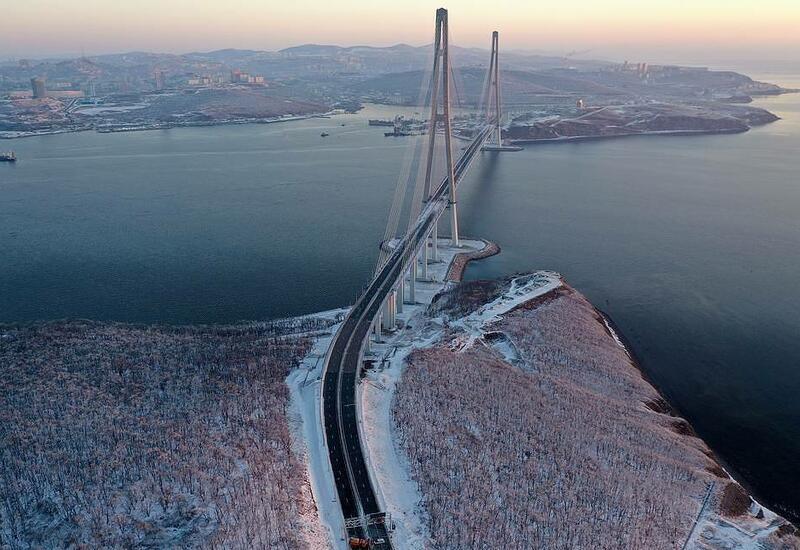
[322,123,494,548]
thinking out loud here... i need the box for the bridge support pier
[382,291,396,331]
[406,263,416,304]
[396,280,404,313]
[420,247,428,281]
[431,220,439,262]
[449,201,459,248]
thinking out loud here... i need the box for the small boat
[0,151,17,162]
[320,132,330,137]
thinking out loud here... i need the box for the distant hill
[0,44,609,90]
[347,66,629,106]
[279,44,350,56]
[271,43,605,75]
[2,44,782,111]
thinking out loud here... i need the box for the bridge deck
[322,122,495,548]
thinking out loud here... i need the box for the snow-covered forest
[0,318,329,549]
[393,285,800,549]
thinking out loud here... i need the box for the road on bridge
[322,122,495,549]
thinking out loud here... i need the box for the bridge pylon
[489,31,501,144]
[422,7,459,248]
[481,31,522,152]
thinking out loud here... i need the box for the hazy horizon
[2,45,799,79]
[2,0,799,70]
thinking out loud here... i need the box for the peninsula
[3,240,799,549]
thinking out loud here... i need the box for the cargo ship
[0,152,17,162]
[384,128,418,137]
[384,119,426,137]
[368,119,395,126]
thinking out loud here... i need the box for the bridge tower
[422,7,459,248]
[488,31,502,144]
[482,31,521,152]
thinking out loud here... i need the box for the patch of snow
[76,103,149,115]
[286,309,351,550]
[483,331,523,365]
[601,316,628,350]
[355,245,565,549]
[357,239,487,549]
[361,342,434,549]
[286,245,562,548]
[684,481,792,550]
[450,271,562,346]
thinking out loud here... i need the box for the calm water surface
[1,85,799,521]
[461,78,800,522]
[1,106,407,322]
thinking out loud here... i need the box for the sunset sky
[2,0,800,65]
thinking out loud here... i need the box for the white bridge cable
[446,35,466,112]
[374,50,436,275]
[405,28,446,240]
[479,40,495,122]
[448,26,487,115]
[405,101,438,240]
[406,32,493,236]
[449,65,463,111]
[406,137,431,237]
[374,137,419,274]
[478,59,493,117]
[374,23,498,278]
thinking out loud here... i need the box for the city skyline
[2,0,800,67]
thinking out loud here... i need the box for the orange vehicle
[348,537,370,549]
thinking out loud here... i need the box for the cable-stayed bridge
[321,8,512,548]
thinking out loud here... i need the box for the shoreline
[0,110,339,140]
[404,239,799,533]
[508,126,753,146]
[593,303,795,528]
[593,291,798,534]
[377,268,799,547]
[4,93,792,144]
[0,120,765,147]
